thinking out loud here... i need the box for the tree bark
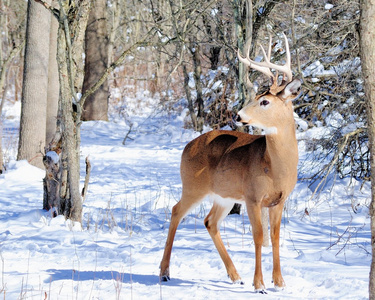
[46,2,59,145]
[359,0,375,298]
[57,0,91,222]
[234,0,253,108]
[57,29,82,220]
[190,42,204,133]
[81,0,109,121]
[18,0,51,169]
[182,64,198,130]
[202,8,222,70]
[43,149,60,212]
[42,0,91,222]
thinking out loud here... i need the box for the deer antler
[237,33,292,95]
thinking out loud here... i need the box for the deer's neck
[264,122,298,179]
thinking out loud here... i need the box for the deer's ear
[280,79,301,101]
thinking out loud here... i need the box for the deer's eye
[260,100,269,106]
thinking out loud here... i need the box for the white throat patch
[251,123,278,135]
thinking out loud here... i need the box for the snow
[302,58,361,81]
[46,151,60,164]
[0,95,371,299]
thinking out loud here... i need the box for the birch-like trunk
[18,0,51,169]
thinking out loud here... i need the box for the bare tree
[46,0,59,145]
[0,42,25,174]
[1,0,368,226]
[39,0,91,221]
[17,0,51,169]
[359,0,375,297]
[0,1,26,173]
[40,0,155,221]
[81,0,109,121]
[233,0,253,107]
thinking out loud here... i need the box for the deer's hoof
[255,288,267,294]
[160,275,170,282]
[233,279,244,285]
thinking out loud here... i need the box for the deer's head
[236,34,301,134]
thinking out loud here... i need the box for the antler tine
[244,33,293,84]
[237,47,273,79]
[281,32,292,83]
[267,35,272,61]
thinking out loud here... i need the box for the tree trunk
[107,0,120,66]
[182,64,198,130]
[43,149,60,213]
[359,1,375,298]
[190,42,204,133]
[43,0,91,223]
[46,3,59,145]
[233,0,253,108]
[229,203,241,215]
[81,0,109,121]
[202,10,221,70]
[18,0,51,169]
[57,29,82,220]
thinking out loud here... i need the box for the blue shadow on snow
[45,269,194,286]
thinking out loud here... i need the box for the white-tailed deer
[160,33,301,293]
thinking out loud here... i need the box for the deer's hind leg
[160,189,206,281]
[204,201,242,284]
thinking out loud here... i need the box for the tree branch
[80,27,157,107]
[309,127,365,199]
[33,0,59,19]
[57,0,79,106]
[0,40,25,113]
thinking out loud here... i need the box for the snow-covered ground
[0,94,371,299]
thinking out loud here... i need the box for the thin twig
[0,40,25,113]
[309,128,365,200]
[122,124,134,146]
[81,156,91,202]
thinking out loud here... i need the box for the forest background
[0,0,366,186]
[0,0,374,298]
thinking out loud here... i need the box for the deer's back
[180,130,266,196]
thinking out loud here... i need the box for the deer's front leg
[269,204,285,289]
[246,203,265,292]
